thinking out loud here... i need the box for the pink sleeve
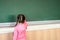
[24,20,28,29]
[13,28,18,40]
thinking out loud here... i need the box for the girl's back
[14,21,27,40]
[16,21,27,31]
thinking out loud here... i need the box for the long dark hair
[15,14,26,26]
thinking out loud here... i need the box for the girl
[13,14,27,40]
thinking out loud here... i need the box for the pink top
[13,21,27,40]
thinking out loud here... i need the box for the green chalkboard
[0,0,60,22]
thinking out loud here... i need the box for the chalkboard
[0,0,60,22]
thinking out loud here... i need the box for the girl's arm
[24,20,28,29]
[13,28,18,40]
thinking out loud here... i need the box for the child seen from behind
[13,14,28,40]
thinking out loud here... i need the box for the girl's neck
[18,23,23,24]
